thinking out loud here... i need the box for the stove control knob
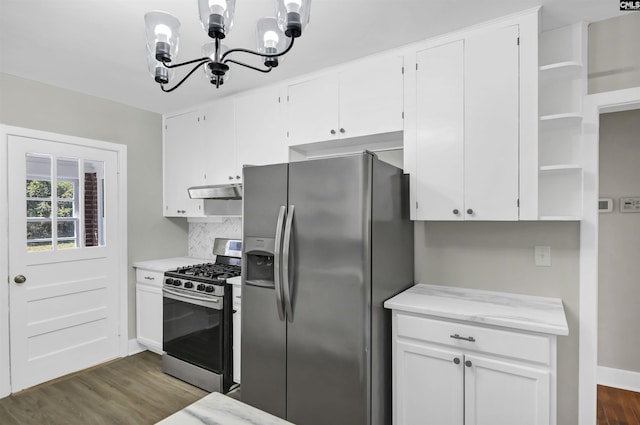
[173,279,182,286]
[184,281,194,289]
[165,278,174,285]
[205,285,214,293]
[197,284,206,291]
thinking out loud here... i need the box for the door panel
[415,41,465,220]
[464,25,519,220]
[8,135,120,392]
[286,154,371,425]
[241,163,288,418]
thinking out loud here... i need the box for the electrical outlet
[534,246,551,267]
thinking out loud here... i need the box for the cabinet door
[286,75,339,145]
[339,55,404,139]
[163,111,204,217]
[414,41,464,220]
[395,341,464,425]
[235,86,287,181]
[201,99,237,185]
[464,354,550,425]
[135,283,163,354]
[464,25,519,220]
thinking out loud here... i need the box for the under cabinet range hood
[188,184,243,200]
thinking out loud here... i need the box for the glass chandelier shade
[276,0,311,38]
[144,11,181,63]
[198,0,236,39]
[256,18,287,67]
[202,42,231,86]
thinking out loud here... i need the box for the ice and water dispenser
[243,237,276,288]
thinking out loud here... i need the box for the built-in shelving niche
[538,22,587,220]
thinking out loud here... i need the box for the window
[25,154,106,252]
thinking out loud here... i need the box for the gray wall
[588,13,640,94]
[0,72,189,339]
[414,221,580,425]
[598,109,640,373]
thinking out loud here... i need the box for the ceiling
[0,0,624,115]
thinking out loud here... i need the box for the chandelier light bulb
[209,0,228,14]
[154,24,172,42]
[263,30,279,48]
[284,0,302,13]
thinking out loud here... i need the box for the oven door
[162,288,224,373]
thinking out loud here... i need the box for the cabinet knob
[229,176,234,180]
[236,175,241,180]
[339,128,345,134]
[330,129,336,135]
[465,360,472,368]
[453,209,459,215]
[14,275,26,284]
[466,209,474,215]
[453,357,460,365]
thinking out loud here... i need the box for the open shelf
[539,61,583,81]
[539,113,583,129]
[539,164,582,172]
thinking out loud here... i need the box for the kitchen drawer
[135,269,164,286]
[396,313,551,365]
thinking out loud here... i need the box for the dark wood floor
[598,385,640,425]
[0,351,207,425]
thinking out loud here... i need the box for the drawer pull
[450,333,476,342]
[144,276,155,280]
[453,357,460,365]
[465,360,472,367]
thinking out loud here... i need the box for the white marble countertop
[132,257,210,272]
[384,283,569,336]
[156,392,294,425]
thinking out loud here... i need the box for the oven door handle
[274,205,287,321]
[282,205,294,322]
[162,288,222,310]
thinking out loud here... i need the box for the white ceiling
[0,0,624,115]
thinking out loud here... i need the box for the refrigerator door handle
[282,205,295,321]
[274,205,287,321]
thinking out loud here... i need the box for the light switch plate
[620,197,640,213]
[534,246,551,267]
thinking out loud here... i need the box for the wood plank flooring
[0,351,207,425]
[598,385,640,425]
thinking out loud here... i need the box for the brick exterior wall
[84,173,99,247]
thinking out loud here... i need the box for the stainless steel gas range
[162,238,241,393]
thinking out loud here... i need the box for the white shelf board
[539,164,582,172]
[539,113,583,129]
[539,215,581,221]
[539,61,583,81]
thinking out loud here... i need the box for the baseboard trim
[598,366,640,392]
[128,339,147,356]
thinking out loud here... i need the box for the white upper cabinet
[286,55,404,146]
[201,98,237,185]
[464,25,519,221]
[235,86,287,177]
[409,24,521,221]
[163,111,205,217]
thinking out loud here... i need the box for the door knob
[14,275,26,284]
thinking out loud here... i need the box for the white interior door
[8,135,121,392]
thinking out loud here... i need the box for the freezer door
[241,163,288,418]
[285,154,373,425]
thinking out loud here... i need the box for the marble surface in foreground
[156,392,294,425]
[384,283,569,335]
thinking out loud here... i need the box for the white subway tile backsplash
[188,218,242,259]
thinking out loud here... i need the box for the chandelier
[144,0,311,91]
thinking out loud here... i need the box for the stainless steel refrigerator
[241,152,414,425]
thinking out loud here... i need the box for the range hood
[188,183,242,200]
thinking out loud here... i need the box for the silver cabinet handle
[450,333,476,342]
[14,275,26,284]
[274,206,287,321]
[144,276,155,281]
[282,205,295,321]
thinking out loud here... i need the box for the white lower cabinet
[135,268,164,354]
[392,313,555,425]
